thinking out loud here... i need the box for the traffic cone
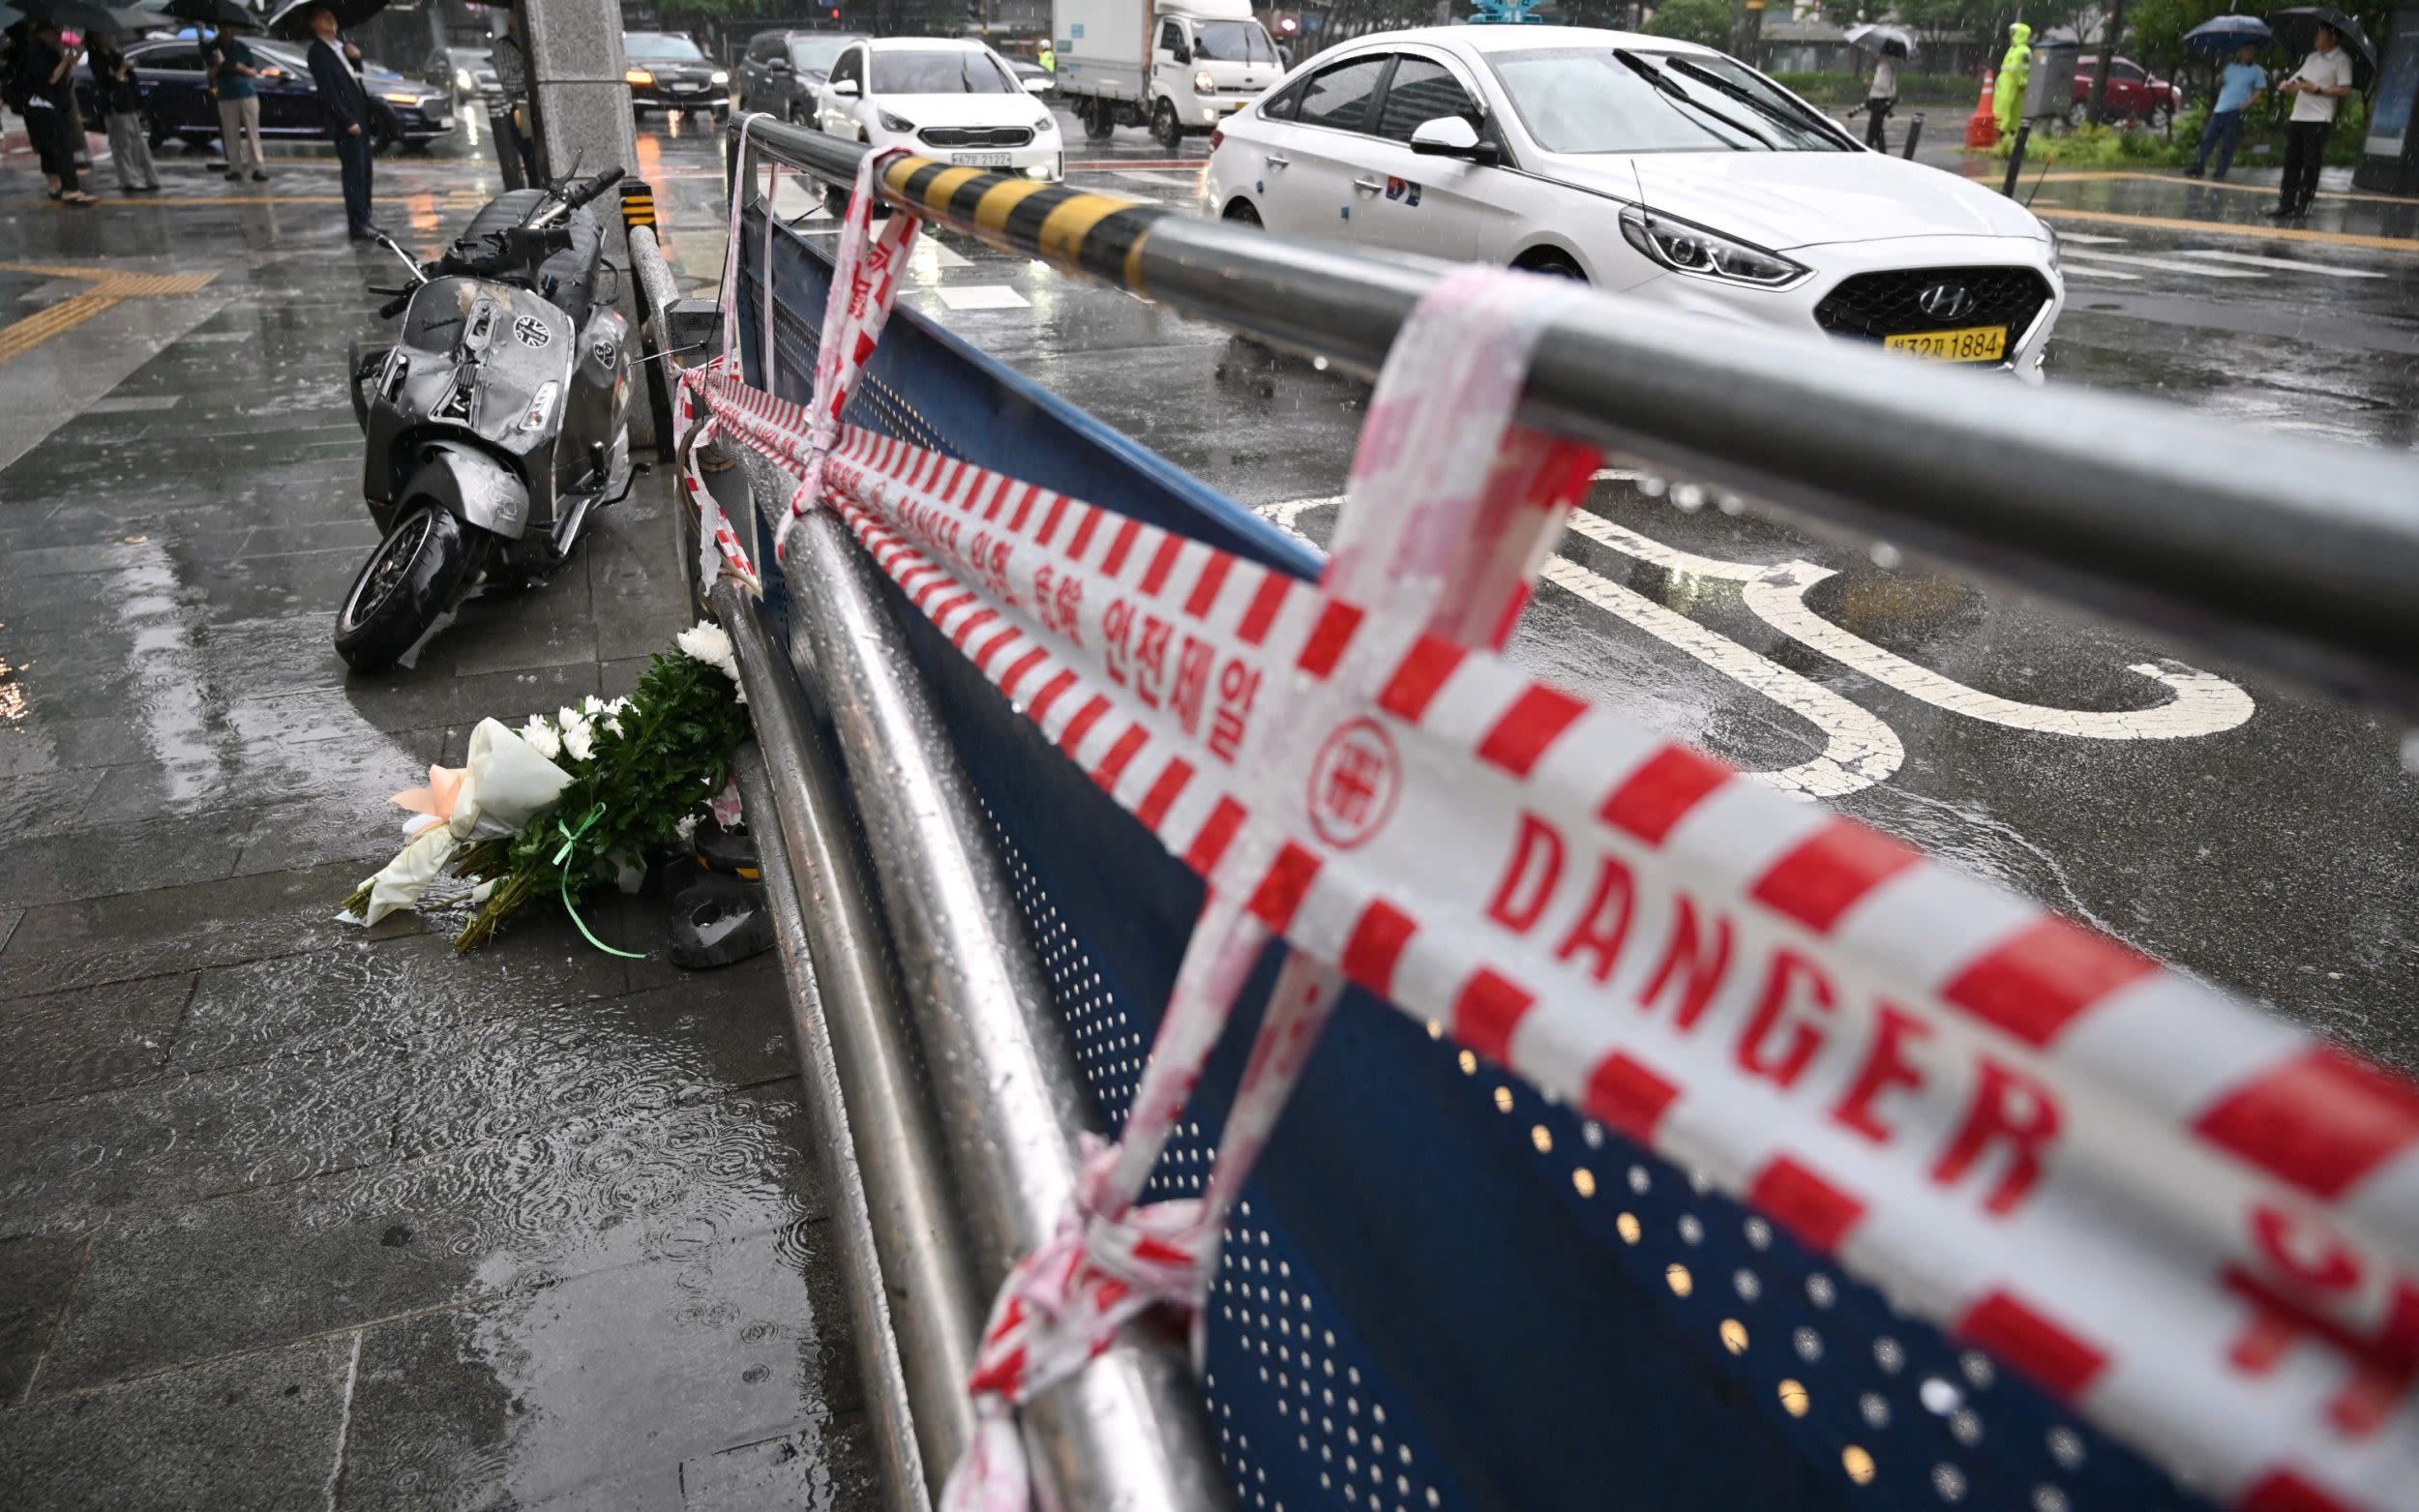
[1965,69,2000,149]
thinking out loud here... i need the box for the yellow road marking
[0,264,220,368]
[2036,207,2419,255]
[2022,169,2413,205]
[0,290,127,366]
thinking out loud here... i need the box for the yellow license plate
[1885,325,2007,363]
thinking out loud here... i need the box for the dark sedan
[77,36,454,150]
[735,29,861,124]
[623,31,728,117]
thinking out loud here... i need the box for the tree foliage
[1642,0,1736,49]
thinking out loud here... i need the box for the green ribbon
[551,802,646,960]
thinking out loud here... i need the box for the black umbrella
[161,0,257,28]
[19,0,130,35]
[263,0,381,39]
[2267,7,2375,85]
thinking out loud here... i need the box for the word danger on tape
[686,346,2419,1512]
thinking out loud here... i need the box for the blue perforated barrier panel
[733,204,2211,1512]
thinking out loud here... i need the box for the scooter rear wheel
[335,506,488,672]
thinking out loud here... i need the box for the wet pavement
[0,128,879,1507]
[658,116,2419,1065]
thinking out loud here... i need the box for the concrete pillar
[519,0,650,441]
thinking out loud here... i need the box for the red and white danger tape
[686,163,2419,1512]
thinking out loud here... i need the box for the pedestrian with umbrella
[2266,8,2372,220]
[203,4,267,181]
[1846,23,1913,152]
[6,2,104,203]
[299,2,380,239]
[2182,16,2272,181]
[89,22,161,190]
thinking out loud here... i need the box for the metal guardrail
[725,114,2419,713]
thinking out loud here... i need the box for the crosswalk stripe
[2060,265,2141,281]
[929,284,1030,311]
[2176,249,2388,280]
[2052,232,2129,245]
[2059,250,2266,278]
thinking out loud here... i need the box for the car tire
[1514,250,1587,283]
[334,506,489,672]
[1150,97,1181,150]
[1222,199,1262,226]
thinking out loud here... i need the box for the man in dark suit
[305,5,376,240]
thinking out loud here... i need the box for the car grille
[1813,266,2053,345]
[919,126,1033,148]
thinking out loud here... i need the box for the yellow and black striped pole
[620,176,659,232]
[879,155,1170,292]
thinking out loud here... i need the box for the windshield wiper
[1664,56,1858,150]
[1611,48,1772,150]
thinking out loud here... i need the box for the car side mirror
[830,77,859,97]
[1023,76,1052,93]
[1410,115,1496,163]
[768,58,791,74]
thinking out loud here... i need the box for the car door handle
[1353,176,1385,193]
[1264,153,1289,167]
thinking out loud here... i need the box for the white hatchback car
[1207,26,2064,377]
[817,38,1063,182]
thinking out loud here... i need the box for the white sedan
[1207,26,2064,377]
[816,38,1063,182]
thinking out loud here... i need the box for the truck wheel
[1151,98,1182,150]
[334,506,488,672]
[1084,97,1114,140]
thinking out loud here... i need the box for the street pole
[2087,0,2126,123]
[1738,0,1766,68]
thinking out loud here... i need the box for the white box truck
[1051,0,1286,149]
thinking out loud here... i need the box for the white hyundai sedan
[1207,26,2064,377]
[816,38,1063,182]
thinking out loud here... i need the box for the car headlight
[2043,227,2060,272]
[625,69,654,86]
[1193,68,1215,94]
[379,92,421,106]
[879,109,917,133]
[709,70,730,85]
[455,68,474,89]
[1033,113,1059,135]
[1618,206,1805,288]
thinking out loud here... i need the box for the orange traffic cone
[1965,69,1999,148]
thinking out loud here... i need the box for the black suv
[622,31,728,118]
[735,30,862,124]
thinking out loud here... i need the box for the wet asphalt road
[643,112,2419,1066]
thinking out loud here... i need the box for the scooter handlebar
[378,290,415,320]
[560,165,627,214]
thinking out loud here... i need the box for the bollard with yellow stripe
[879,154,1169,292]
[620,177,658,232]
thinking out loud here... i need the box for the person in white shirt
[1865,49,1901,151]
[2270,25,2356,220]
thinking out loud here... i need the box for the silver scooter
[336,166,633,671]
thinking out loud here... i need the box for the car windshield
[1191,20,1276,64]
[870,48,1016,94]
[791,37,851,72]
[1489,47,1850,153]
[451,49,490,65]
[625,35,705,62]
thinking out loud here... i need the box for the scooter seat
[454,189,606,327]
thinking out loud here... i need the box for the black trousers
[2280,120,2329,212]
[1865,97,1894,151]
[335,129,375,231]
[31,105,80,193]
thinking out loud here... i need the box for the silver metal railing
[724,113,2419,714]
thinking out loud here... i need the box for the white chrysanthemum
[676,620,743,693]
[582,695,605,716]
[561,716,596,763]
[673,813,700,842]
[521,715,562,760]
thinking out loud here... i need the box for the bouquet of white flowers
[342,622,752,953]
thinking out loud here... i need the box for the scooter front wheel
[335,506,489,672]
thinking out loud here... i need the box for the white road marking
[1554,511,2255,740]
[2051,231,2129,245]
[2176,248,2389,280]
[2060,265,2142,281]
[1111,169,1206,188]
[1254,496,1901,799]
[928,284,1030,311]
[2059,250,2266,278]
[912,239,972,271]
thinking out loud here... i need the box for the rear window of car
[1296,56,1388,133]
[137,43,206,71]
[791,36,854,73]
